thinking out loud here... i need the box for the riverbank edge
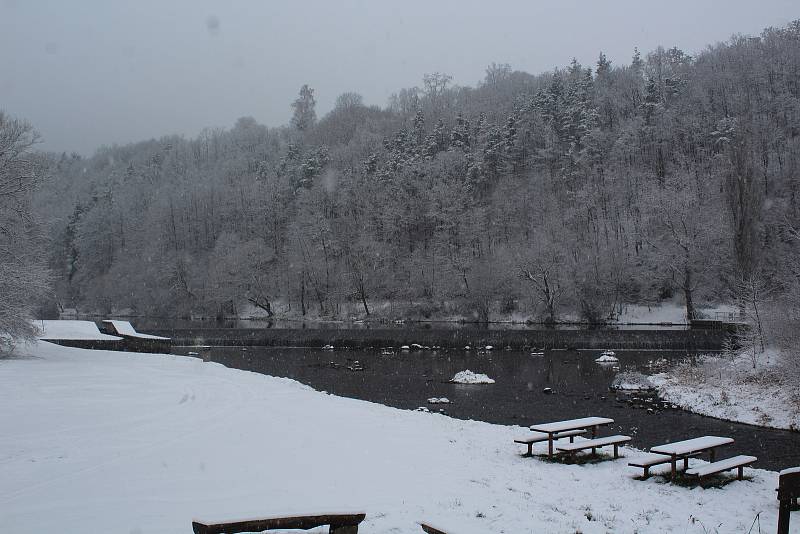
[650,351,800,432]
[146,326,730,351]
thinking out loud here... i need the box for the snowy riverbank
[0,342,793,533]
[651,350,800,431]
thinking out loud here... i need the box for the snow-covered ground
[615,302,740,324]
[0,342,794,533]
[652,350,800,431]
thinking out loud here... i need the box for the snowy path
[0,342,793,533]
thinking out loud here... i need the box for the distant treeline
[34,21,800,324]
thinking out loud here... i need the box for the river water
[170,345,800,471]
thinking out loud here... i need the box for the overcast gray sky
[0,0,796,155]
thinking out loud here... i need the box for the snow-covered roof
[103,320,170,340]
[36,320,121,341]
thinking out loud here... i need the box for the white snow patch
[426,397,451,404]
[451,370,495,384]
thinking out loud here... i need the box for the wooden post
[613,444,619,458]
[683,457,689,471]
[548,433,554,457]
[777,469,800,534]
[778,498,791,534]
[670,456,677,479]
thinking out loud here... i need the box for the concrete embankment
[151,327,729,351]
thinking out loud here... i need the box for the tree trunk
[247,296,274,318]
[683,266,695,322]
[360,290,370,316]
[300,272,306,316]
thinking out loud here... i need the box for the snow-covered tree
[0,112,50,350]
[291,84,317,132]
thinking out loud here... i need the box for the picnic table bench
[514,429,585,456]
[556,434,632,459]
[529,416,614,457]
[685,455,757,481]
[420,522,449,534]
[192,512,366,534]
[649,436,734,479]
[628,452,702,479]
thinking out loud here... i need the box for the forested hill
[34,21,800,322]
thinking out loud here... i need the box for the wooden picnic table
[650,435,734,479]
[530,416,614,457]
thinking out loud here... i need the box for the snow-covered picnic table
[650,436,734,478]
[529,416,614,456]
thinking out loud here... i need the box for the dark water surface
[133,317,691,331]
[171,345,800,471]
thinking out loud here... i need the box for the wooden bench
[420,522,449,534]
[192,513,367,534]
[556,435,631,459]
[629,452,701,479]
[514,429,586,456]
[685,455,757,482]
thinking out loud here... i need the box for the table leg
[709,448,716,462]
[671,456,677,479]
[591,426,598,438]
[548,434,554,457]
[683,457,689,471]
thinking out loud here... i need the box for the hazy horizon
[1,0,796,155]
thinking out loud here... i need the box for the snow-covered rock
[595,353,619,363]
[427,397,451,404]
[322,344,335,350]
[451,370,495,384]
[611,371,654,391]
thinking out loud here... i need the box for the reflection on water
[172,346,800,471]
[130,317,691,331]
